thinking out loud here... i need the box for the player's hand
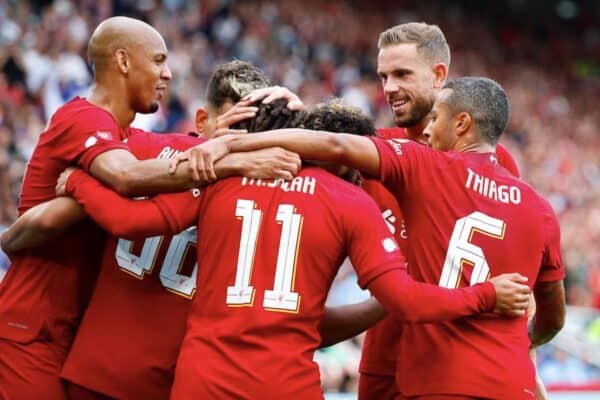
[56,167,78,196]
[242,147,301,181]
[212,100,258,138]
[242,86,304,110]
[168,137,231,182]
[489,273,530,317]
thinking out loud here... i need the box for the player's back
[380,141,561,398]
[61,132,199,400]
[172,166,387,399]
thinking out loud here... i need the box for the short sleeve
[370,137,428,196]
[537,203,566,282]
[344,190,405,288]
[53,106,129,171]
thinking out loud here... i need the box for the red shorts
[358,372,399,400]
[0,338,68,400]
[66,382,116,400]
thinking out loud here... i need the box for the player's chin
[142,101,160,114]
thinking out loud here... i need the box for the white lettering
[464,168,521,205]
[240,176,317,196]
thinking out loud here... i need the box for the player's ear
[454,112,471,136]
[432,63,447,89]
[115,49,129,74]
[195,108,208,135]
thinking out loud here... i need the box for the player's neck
[456,141,496,154]
[403,118,429,145]
[88,83,136,129]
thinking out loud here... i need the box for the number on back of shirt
[116,227,197,298]
[439,211,506,288]
[227,199,303,313]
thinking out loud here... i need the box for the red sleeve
[496,143,520,178]
[66,169,199,238]
[370,137,430,195]
[537,201,566,283]
[54,107,130,171]
[367,269,496,322]
[344,190,405,289]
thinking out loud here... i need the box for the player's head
[423,77,509,151]
[197,60,273,138]
[303,99,375,184]
[231,98,306,132]
[377,22,450,128]
[303,99,375,136]
[88,16,172,114]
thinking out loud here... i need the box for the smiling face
[127,31,172,114]
[423,89,458,151]
[377,43,437,128]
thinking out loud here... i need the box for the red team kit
[0,98,564,399]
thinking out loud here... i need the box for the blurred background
[0,0,598,398]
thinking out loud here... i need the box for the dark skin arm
[528,280,566,348]
[2,149,301,253]
[319,298,387,348]
[0,197,84,255]
[90,146,300,197]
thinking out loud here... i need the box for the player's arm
[319,298,387,348]
[0,197,86,254]
[528,280,565,348]
[88,148,300,197]
[64,169,197,239]
[367,268,530,322]
[529,205,567,348]
[169,130,382,183]
[348,194,529,322]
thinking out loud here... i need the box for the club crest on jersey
[84,136,98,148]
[387,138,409,155]
[382,237,399,253]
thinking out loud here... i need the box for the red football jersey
[60,132,202,400]
[164,169,404,399]
[372,137,564,398]
[359,134,522,382]
[359,128,408,379]
[0,98,129,355]
[65,166,497,399]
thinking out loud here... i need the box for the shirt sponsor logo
[387,138,410,156]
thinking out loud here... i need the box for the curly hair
[231,98,306,132]
[303,99,375,136]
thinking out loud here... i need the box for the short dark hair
[442,77,509,145]
[304,99,375,136]
[231,99,306,132]
[206,60,273,108]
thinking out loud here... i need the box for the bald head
[88,16,166,75]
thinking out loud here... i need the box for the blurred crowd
[0,0,599,392]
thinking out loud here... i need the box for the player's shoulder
[375,127,407,140]
[127,131,203,149]
[305,167,379,209]
[51,97,116,126]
